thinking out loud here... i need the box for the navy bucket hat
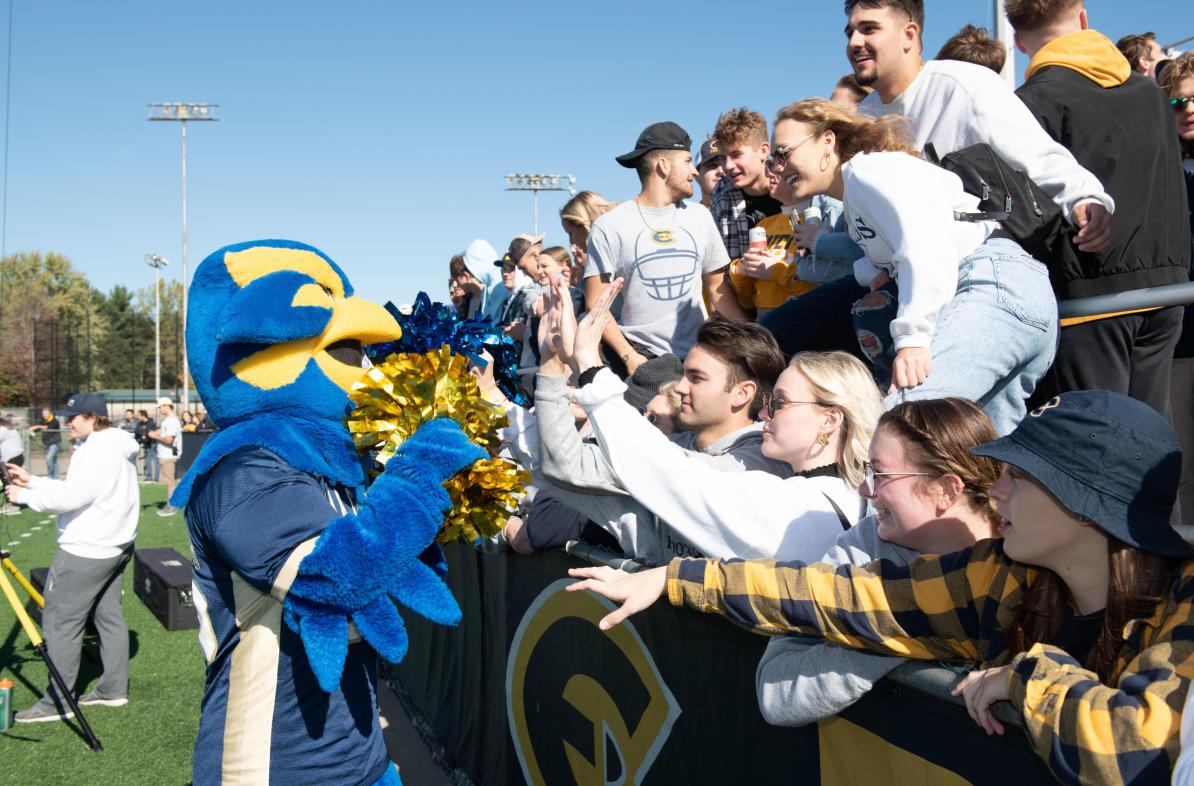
[971,390,1191,558]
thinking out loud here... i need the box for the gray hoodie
[534,372,792,565]
[755,515,920,727]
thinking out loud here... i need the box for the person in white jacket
[756,397,1001,727]
[538,276,882,562]
[771,98,1058,435]
[4,393,140,723]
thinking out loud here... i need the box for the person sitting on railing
[539,277,881,562]
[768,99,1058,436]
[757,397,1001,727]
[569,390,1194,786]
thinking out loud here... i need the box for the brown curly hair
[1160,53,1194,159]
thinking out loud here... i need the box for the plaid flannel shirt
[667,539,1194,786]
[710,179,754,261]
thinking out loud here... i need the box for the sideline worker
[4,392,140,723]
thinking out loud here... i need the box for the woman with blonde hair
[767,98,1057,435]
[539,276,883,561]
[559,190,617,269]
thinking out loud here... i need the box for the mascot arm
[283,417,484,692]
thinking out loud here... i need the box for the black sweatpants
[1040,306,1183,417]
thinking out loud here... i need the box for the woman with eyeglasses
[766,98,1058,436]
[568,390,1194,785]
[757,396,1001,727]
[538,276,882,562]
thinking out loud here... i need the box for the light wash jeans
[45,441,59,480]
[878,237,1058,436]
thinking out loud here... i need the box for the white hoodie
[16,426,140,559]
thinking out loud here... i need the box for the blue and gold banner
[392,544,1054,785]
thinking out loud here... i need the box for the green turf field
[0,485,203,786]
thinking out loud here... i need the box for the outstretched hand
[565,564,667,630]
[572,277,623,371]
[536,274,572,366]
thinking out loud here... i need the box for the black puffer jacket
[1017,68,1191,299]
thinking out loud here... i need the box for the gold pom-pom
[346,345,529,543]
[440,458,531,544]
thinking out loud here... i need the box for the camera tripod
[0,548,102,750]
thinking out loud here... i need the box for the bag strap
[821,491,852,532]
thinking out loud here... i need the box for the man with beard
[585,122,746,378]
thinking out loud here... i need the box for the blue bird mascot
[173,240,482,786]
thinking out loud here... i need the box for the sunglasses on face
[765,129,819,173]
[760,391,822,417]
[1172,96,1194,111]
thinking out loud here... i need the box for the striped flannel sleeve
[1006,585,1194,786]
[666,539,1027,663]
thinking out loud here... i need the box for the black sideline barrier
[392,542,1056,785]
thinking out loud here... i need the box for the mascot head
[188,240,401,428]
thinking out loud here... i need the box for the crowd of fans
[441,0,1194,782]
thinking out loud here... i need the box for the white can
[747,226,768,251]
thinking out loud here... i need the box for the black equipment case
[133,547,198,630]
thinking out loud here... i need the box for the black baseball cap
[57,392,109,419]
[615,122,692,168]
[971,390,1191,557]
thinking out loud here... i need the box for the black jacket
[1017,68,1191,299]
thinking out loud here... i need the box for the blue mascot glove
[283,417,485,692]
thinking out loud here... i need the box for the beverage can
[747,226,768,251]
[0,678,13,731]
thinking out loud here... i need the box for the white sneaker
[78,691,128,708]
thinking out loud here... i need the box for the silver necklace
[635,198,677,235]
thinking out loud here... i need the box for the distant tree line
[0,251,184,407]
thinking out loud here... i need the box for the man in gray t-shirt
[585,121,744,375]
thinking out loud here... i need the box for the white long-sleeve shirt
[574,369,862,561]
[858,58,1114,219]
[843,151,995,350]
[15,426,140,559]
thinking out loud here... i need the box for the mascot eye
[320,285,334,297]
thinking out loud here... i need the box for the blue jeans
[45,442,59,480]
[144,445,159,481]
[878,238,1058,436]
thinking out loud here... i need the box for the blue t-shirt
[186,446,388,786]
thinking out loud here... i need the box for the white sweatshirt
[859,59,1114,219]
[15,427,140,559]
[575,369,863,561]
[843,152,995,350]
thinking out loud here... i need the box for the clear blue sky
[1,1,1189,307]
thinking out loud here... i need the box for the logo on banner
[506,579,681,785]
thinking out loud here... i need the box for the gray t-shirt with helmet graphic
[584,199,729,359]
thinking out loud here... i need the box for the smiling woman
[767,98,1058,436]
[568,390,1194,785]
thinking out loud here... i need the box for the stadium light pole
[148,101,217,411]
[504,174,577,235]
[146,254,169,403]
[994,0,1016,88]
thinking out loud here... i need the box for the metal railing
[1058,281,1194,320]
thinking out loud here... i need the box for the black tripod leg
[36,643,103,751]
